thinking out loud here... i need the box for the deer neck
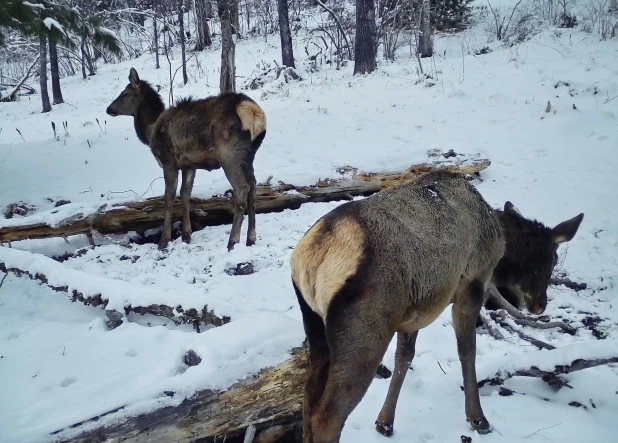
[134,103,163,146]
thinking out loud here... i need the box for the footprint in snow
[59,377,77,388]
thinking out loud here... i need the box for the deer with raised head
[290,171,583,442]
[106,68,267,250]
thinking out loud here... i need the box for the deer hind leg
[179,167,196,243]
[242,161,257,246]
[219,141,252,252]
[375,330,419,437]
[159,166,179,250]
[452,278,490,434]
[309,310,393,443]
[294,282,330,443]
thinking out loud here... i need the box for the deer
[290,170,583,442]
[106,68,267,251]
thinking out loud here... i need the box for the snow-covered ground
[1,3,618,442]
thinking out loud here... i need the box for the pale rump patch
[291,217,366,319]
[236,101,267,141]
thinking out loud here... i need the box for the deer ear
[129,68,140,88]
[553,213,584,245]
[503,201,520,216]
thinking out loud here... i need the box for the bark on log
[0,159,490,244]
[52,347,309,443]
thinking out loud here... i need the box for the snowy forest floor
[1,6,618,443]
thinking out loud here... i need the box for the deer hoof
[246,237,256,247]
[227,240,236,252]
[182,233,192,244]
[158,238,170,250]
[375,421,393,437]
[469,416,491,434]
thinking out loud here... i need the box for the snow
[1,2,618,442]
[42,18,66,37]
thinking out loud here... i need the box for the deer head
[494,201,584,314]
[106,68,144,117]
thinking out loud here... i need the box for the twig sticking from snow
[437,362,446,375]
[524,422,562,439]
[0,272,7,289]
[141,176,164,197]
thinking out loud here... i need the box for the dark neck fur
[134,81,165,145]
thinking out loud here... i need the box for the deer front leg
[375,331,418,437]
[180,167,196,243]
[453,279,490,434]
[159,166,178,250]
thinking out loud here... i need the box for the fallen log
[55,348,618,443]
[52,347,309,443]
[0,247,232,329]
[0,158,490,244]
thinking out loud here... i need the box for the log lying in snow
[52,347,309,443]
[0,247,230,329]
[0,158,490,244]
[55,350,618,442]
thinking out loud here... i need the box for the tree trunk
[0,159,490,244]
[353,0,377,75]
[277,0,295,68]
[419,0,433,58]
[231,0,240,36]
[195,0,213,50]
[48,32,63,104]
[153,5,160,69]
[39,33,52,113]
[218,0,236,93]
[179,0,188,84]
[80,36,86,80]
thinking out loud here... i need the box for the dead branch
[315,0,353,60]
[479,356,618,390]
[488,311,556,350]
[485,284,575,334]
[0,56,39,102]
[0,159,490,244]
[550,276,587,291]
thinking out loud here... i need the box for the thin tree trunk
[39,33,52,113]
[48,32,63,104]
[419,0,433,58]
[231,0,240,36]
[179,0,188,84]
[277,0,295,68]
[354,0,377,75]
[218,0,236,93]
[153,8,160,69]
[80,35,87,79]
[195,0,213,50]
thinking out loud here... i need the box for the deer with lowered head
[106,68,267,250]
[291,170,583,442]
